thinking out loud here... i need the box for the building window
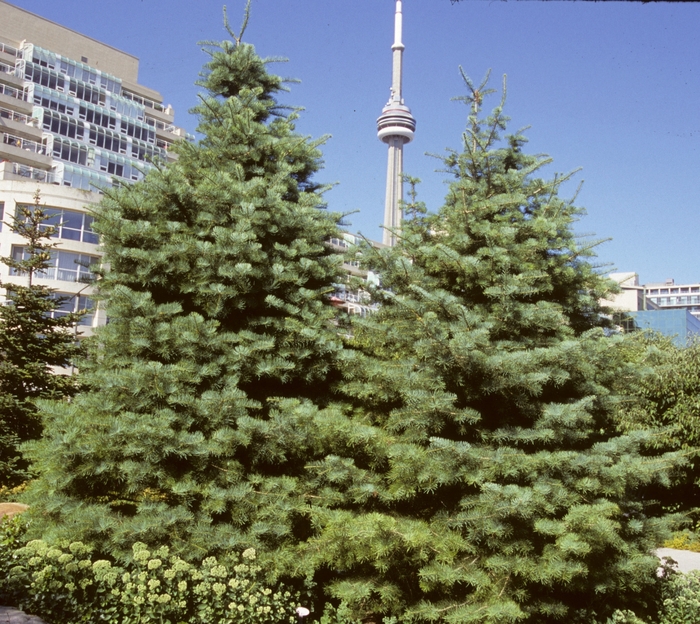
[68,78,105,105]
[53,138,88,166]
[120,118,155,143]
[89,126,127,154]
[24,61,63,91]
[11,247,98,283]
[49,292,94,326]
[42,110,84,140]
[80,105,117,130]
[18,205,99,245]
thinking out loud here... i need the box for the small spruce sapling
[0,190,86,488]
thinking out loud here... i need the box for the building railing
[0,42,21,58]
[121,89,166,113]
[0,61,17,76]
[8,163,57,183]
[0,82,28,102]
[0,105,30,124]
[2,132,47,154]
[149,119,177,133]
[156,138,172,152]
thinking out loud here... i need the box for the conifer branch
[223,0,252,46]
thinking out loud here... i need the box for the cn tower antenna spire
[377,0,416,247]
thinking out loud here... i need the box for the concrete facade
[0,1,190,334]
[0,1,139,83]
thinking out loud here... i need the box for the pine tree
[24,6,344,561]
[0,190,85,488]
[289,74,680,623]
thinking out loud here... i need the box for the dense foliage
[17,9,689,624]
[0,192,85,487]
[23,11,343,562]
[618,337,700,517]
[287,74,681,623]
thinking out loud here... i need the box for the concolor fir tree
[25,6,343,560]
[0,191,85,488]
[293,75,680,623]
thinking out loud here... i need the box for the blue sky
[8,0,700,284]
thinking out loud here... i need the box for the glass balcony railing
[0,82,28,102]
[0,105,30,124]
[0,42,20,58]
[8,163,57,183]
[2,132,46,154]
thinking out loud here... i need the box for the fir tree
[0,190,85,487]
[24,6,344,562]
[289,74,680,623]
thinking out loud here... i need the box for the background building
[604,272,700,346]
[0,1,190,333]
[644,279,700,321]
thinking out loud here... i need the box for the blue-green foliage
[23,14,344,564]
[284,74,683,623]
[16,12,686,624]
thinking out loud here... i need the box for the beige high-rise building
[0,1,191,332]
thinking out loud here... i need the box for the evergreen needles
[0,191,85,487]
[292,74,682,623]
[25,28,344,563]
[23,19,683,624]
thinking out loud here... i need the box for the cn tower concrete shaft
[377,0,416,247]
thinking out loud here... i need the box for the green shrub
[663,531,700,553]
[608,569,700,624]
[607,610,649,624]
[659,571,700,624]
[0,514,27,592]
[1,527,304,624]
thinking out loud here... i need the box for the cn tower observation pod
[377,102,416,143]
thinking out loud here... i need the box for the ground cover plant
[0,515,304,624]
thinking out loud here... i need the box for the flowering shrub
[607,570,700,624]
[658,570,700,624]
[0,521,302,624]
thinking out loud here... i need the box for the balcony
[0,161,57,183]
[0,106,42,141]
[0,131,51,169]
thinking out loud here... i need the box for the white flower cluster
[9,539,303,624]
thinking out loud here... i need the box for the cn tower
[377,0,416,247]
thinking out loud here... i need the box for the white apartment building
[0,1,190,334]
[644,279,700,321]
